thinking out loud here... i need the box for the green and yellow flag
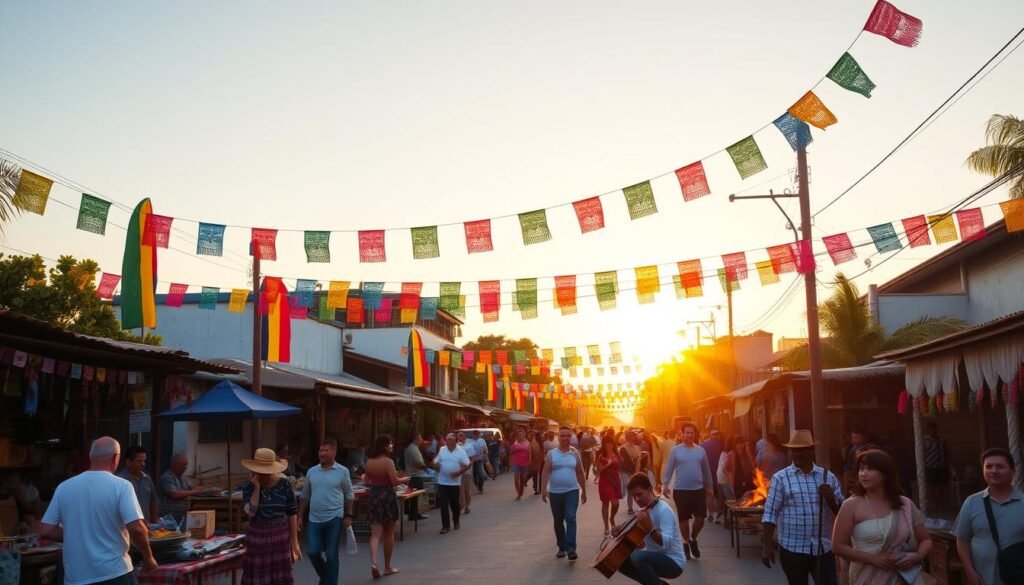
[121,199,158,329]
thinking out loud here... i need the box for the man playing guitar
[610,473,687,584]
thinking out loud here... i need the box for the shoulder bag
[982,495,1024,583]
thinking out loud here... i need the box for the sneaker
[683,542,691,560]
[556,550,567,558]
[690,539,701,558]
[567,551,578,562]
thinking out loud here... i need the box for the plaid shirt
[761,464,843,555]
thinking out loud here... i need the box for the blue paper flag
[867,223,904,253]
[197,223,226,256]
[295,279,317,308]
[362,282,385,310]
[420,297,439,320]
[773,113,813,151]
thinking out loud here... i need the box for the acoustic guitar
[592,497,661,578]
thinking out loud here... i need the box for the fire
[738,468,770,508]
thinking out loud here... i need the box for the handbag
[982,495,1024,583]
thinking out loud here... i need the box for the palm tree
[965,114,1024,199]
[780,273,967,370]
[0,159,21,234]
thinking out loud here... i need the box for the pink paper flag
[166,283,188,307]
[374,298,393,324]
[143,214,173,248]
[674,161,711,201]
[479,280,501,322]
[464,220,493,254]
[791,239,816,274]
[822,233,857,265]
[721,252,748,282]
[955,208,986,242]
[902,215,931,247]
[767,244,797,274]
[251,228,278,260]
[359,230,387,262]
[572,197,605,233]
[96,273,121,299]
[863,0,923,47]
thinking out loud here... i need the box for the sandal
[384,568,400,576]
[372,565,381,579]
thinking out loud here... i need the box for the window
[198,419,243,443]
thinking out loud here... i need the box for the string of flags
[5,1,926,264]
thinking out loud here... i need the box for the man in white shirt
[612,472,686,584]
[299,438,354,585]
[432,433,470,534]
[36,437,157,585]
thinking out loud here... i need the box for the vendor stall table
[137,545,246,585]
[190,494,245,534]
[724,500,764,559]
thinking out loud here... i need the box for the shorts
[672,488,707,521]
[925,468,950,485]
[511,464,530,474]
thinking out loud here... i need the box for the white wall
[877,294,971,333]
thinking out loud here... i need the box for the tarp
[159,379,301,421]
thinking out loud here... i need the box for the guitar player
[610,473,687,585]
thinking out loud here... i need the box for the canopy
[159,379,301,421]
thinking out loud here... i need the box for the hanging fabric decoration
[726,136,768,180]
[955,208,986,242]
[260,277,291,363]
[897,389,909,414]
[294,279,316,308]
[318,295,333,321]
[197,223,226,256]
[495,350,508,365]
[554,275,577,314]
[362,281,385,310]
[504,379,513,409]
[464,219,493,253]
[304,231,331,263]
[674,161,711,202]
[121,198,158,329]
[251,228,278,260]
[96,273,121,299]
[165,283,188,307]
[399,282,422,324]
[289,295,308,320]
[756,261,780,286]
[358,230,386,263]
[420,297,439,320]
[822,233,857,264]
[902,215,931,247]
[77,194,112,235]
[773,113,814,151]
[142,214,173,248]
[12,169,52,215]
[406,328,430,389]
[463,350,476,369]
[827,53,876,98]
[327,281,350,308]
[791,239,816,274]
[439,351,450,366]
[722,252,749,282]
[867,223,903,253]
[572,197,605,233]
[677,260,704,297]
[228,289,249,312]
[439,282,461,311]
[718,268,740,293]
[514,278,538,319]
[411,226,440,259]
[634,265,660,303]
[863,0,923,47]
[518,209,552,245]
[486,363,497,402]
[374,298,393,324]
[595,271,618,310]
[927,214,959,244]
[623,181,658,220]
[479,351,492,365]
[479,280,501,322]
[452,294,467,319]
[1000,199,1024,232]
[766,243,797,274]
[788,91,838,129]
[346,298,364,324]
[199,286,219,310]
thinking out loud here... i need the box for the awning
[322,387,414,403]
[414,394,489,415]
[724,363,906,413]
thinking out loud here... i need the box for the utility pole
[251,252,263,449]
[729,146,827,464]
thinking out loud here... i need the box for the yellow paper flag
[228,289,249,312]
[788,91,837,129]
[327,281,350,309]
[475,362,486,374]
[1000,199,1024,233]
[13,170,53,215]
[756,260,780,286]
[438,351,450,366]
[400,308,418,324]
[928,214,959,244]
[634,265,660,304]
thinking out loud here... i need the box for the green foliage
[965,114,1024,199]
[0,253,161,345]
[0,159,22,234]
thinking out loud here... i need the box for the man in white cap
[761,430,843,585]
[35,436,158,584]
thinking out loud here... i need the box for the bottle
[346,525,358,555]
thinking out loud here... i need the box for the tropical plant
[779,273,965,370]
[0,159,22,234]
[965,114,1024,199]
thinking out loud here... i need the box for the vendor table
[724,500,764,559]
[137,546,246,585]
[190,494,245,534]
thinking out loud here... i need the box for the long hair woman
[595,436,623,535]
[240,448,300,585]
[509,428,532,499]
[364,434,410,578]
[527,431,544,495]
[832,449,932,585]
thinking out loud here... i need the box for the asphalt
[279,472,791,585]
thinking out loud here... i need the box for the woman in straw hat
[364,433,410,578]
[240,447,300,585]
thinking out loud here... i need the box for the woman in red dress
[596,436,623,535]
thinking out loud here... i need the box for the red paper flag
[358,230,386,263]
[863,0,923,47]
[554,275,577,308]
[902,215,931,247]
[955,208,986,242]
[479,280,500,321]
[674,161,711,201]
[96,273,121,299]
[721,252,748,282]
[464,220,493,254]
[399,282,422,309]
[572,197,605,233]
[251,228,278,260]
[496,350,508,365]
[822,233,857,265]
[677,259,704,291]
[165,283,188,307]
[767,244,797,274]
[374,298,393,324]
[791,239,817,274]
[142,214,173,248]
[289,296,308,319]
[346,298,364,324]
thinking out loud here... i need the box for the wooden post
[1006,399,1024,490]
[251,254,262,449]
[912,403,928,514]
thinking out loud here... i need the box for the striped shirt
[242,477,298,523]
[761,464,843,555]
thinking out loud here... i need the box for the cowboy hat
[782,429,819,449]
[242,447,288,475]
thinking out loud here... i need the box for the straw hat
[782,429,819,449]
[242,448,288,475]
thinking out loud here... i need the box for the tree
[779,273,964,370]
[0,159,22,234]
[966,114,1024,199]
[0,253,161,345]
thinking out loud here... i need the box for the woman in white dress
[832,449,932,585]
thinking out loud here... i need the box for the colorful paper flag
[260,277,291,362]
[827,52,876,98]
[726,136,768,179]
[420,297,439,320]
[486,364,497,401]
[197,223,226,256]
[867,223,903,253]
[399,282,422,309]
[304,231,331,262]
[346,298,364,324]
[479,280,500,322]
[411,226,440,259]
[77,194,111,235]
[165,283,188,307]
[228,289,249,312]
[374,298,393,324]
[756,261,780,286]
[554,275,577,312]
[199,286,219,310]
[13,170,52,215]
[142,214,173,248]
[318,295,334,321]
[863,0,923,47]
[295,279,317,308]
[623,181,657,220]
[1000,199,1024,233]
[358,230,386,263]
[289,295,308,320]
[572,197,605,233]
[514,278,538,319]
[439,282,461,311]
[792,239,816,274]
[634,265,660,303]
[773,113,813,151]
[955,208,986,242]
[721,252,748,282]
[464,219,493,253]
[674,161,711,202]
[823,233,857,264]
[928,214,958,244]
[766,244,797,274]
[326,281,350,308]
[595,271,618,310]
[677,260,704,297]
[788,91,837,130]
[518,209,552,245]
[251,228,278,260]
[362,282,385,310]
[121,199,158,329]
[479,351,492,365]
[96,273,121,299]
[405,329,430,388]
[902,215,931,247]
[717,269,739,293]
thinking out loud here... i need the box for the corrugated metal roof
[205,358,415,402]
[726,362,904,400]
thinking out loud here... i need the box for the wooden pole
[251,254,262,449]
[226,421,232,534]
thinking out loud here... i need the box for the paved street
[285,473,789,585]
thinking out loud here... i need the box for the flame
[738,468,770,508]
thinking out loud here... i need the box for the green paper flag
[439,282,461,311]
[594,271,618,311]
[318,295,334,321]
[726,136,768,180]
[622,181,657,220]
[199,286,219,310]
[450,351,463,369]
[450,295,467,319]
[304,231,331,263]
[827,53,876,98]
[514,278,538,320]
[77,194,112,235]
[411,226,440,259]
[717,268,740,293]
[518,210,552,245]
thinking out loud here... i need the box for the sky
[1,1,1022,368]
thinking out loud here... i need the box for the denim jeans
[94,573,139,585]
[548,489,579,553]
[307,516,343,585]
[779,548,838,585]
[489,454,501,476]
[472,460,486,491]
[618,550,684,585]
